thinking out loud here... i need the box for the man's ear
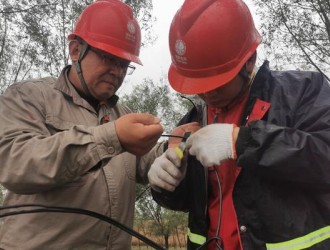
[245,51,257,73]
[68,40,82,62]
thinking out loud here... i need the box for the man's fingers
[114,113,163,155]
[169,122,201,149]
[143,123,164,139]
[129,113,161,125]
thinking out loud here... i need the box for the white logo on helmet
[127,21,136,34]
[126,21,136,42]
[175,40,186,56]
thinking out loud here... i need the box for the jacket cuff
[90,122,123,157]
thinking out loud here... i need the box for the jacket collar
[54,65,119,112]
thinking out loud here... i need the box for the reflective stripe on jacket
[153,61,330,250]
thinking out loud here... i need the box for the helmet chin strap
[73,41,93,98]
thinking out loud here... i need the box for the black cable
[161,134,185,139]
[196,236,224,250]
[212,112,224,249]
[180,95,204,126]
[195,169,224,250]
[180,95,197,111]
[214,168,224,250]
[0,204,166,250]
[135,185,151,201]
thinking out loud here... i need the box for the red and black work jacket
[152,61,330,250]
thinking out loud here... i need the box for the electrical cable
[0,204,166,250]
[195,170,224,250]
[214,168,224,250]
[180,95,197,111]
[160,134,185,139]
[0,105,194,249]
[180,95,204,126]
[197,113,224,250]
[196,236,224,250]
[135,185,151,201]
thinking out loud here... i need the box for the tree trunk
[176,227,182,248]
[164,234,169,250]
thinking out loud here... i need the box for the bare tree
[135,187,188,249]
[252,0,330,80]
[0,0,155,90]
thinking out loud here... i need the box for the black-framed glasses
[89,47,136,75]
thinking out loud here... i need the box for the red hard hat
[168,0,261,94]
[68,0,142,65]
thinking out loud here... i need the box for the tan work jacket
[0,66,164,250]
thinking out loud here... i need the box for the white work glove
[186,123,237,167]
[148,148,187,192]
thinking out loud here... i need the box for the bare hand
[115,113,163,156]
[168,122,201,148]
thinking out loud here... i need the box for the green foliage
[0,0,86,86]
[122,77,192,248]
[120,77,193,133]
[252,0,330,78]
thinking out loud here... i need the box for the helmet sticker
[175,40,186,56]
[126,21,136,42]
[127,21,136,34]
[175,39,187,64]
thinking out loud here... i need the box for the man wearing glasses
[0,0,163,249]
